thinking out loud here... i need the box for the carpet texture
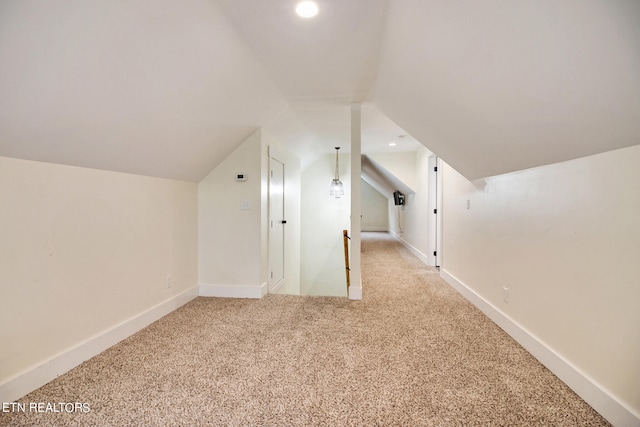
[1,232,609,426]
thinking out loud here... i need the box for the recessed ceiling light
[389,142,397,147]
[296,1,319,18]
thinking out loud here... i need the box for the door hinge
[434,166,438,172]
[433,209,437,214]
[433,251,437,256]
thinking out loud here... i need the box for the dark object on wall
[393,191,405,206]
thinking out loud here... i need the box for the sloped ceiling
[375,0,640,180]
[0,0,295,181]
[1,0,639,182]
[361,155,414,199]
[215,0,387,103]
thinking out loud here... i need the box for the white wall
[0,156,198,395]
[198,130,267,295]
[397,147,432,262]
[361,179,388,231]
[373,148,433,264]
[198,130,302,297]
[300,153,350,296]
[441,145,640,423]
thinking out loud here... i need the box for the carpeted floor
[1,232,609,426]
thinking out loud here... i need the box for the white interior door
[269,158,285,291]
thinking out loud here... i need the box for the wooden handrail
[343,230,350,290]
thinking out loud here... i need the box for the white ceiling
[1,0,639,181]
[214,0,425,157]
[375,0,640,179]
[0,0,295,181]
[215,0,388,103]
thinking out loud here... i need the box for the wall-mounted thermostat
[235,173,248,182]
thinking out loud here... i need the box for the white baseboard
[440,269,640,427]
[348,286,362,300]
[269,278,285,294]
[0,286,198,403]
[199,282,267,299]
[396,236,429,266]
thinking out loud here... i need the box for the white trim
[440,269,640,427]
[427,155,442,268]
[269,278,285,294]
[348,286,362,300]
[199,282,267,299]
[267,146,286,295]
[350,103,363,297]
[397,237,429,265]
[0,286,198,403]
[349,277,363,300]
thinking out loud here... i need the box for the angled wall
[198,130,267,297]
[441,145,640,425]
[0,156,198,401]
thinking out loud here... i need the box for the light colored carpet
[1,232,609,426]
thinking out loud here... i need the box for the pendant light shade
[329,147,344,198]
[330,179,344,197]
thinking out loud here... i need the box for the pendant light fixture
[329,147,344,198]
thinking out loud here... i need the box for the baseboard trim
[397,236,429,265]
[348,284,362,300]
[440,269,639,427]
[269,278,285,294]
[0,286,199,403]
[199,282,267,299]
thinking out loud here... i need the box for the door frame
[268,148,286,293]
[428,155,442,268]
